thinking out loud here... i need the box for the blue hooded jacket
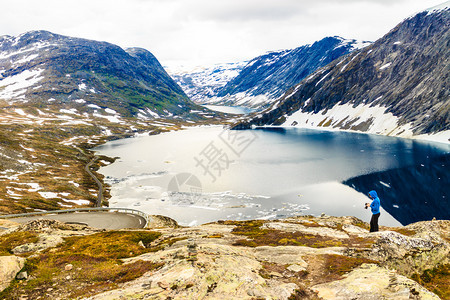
[369,190,380,215]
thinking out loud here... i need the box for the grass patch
[59,230,162,259]
[411,264,449,299]
[205,234,224,238]
[390,227,417,236]
[353,220,370,231]
[323,254,377,279]
[0,231,39,255]
[229,220,374,248]
[0,230,163,299]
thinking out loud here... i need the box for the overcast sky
[0,0,445,69]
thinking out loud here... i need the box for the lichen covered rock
[0,256,25,292]
[312,263,440,300]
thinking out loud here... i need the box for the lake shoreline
[95,124,448,227]
[251,124,450,145]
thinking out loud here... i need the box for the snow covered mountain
[0,30,203,120]
[167,61,247,103]
[209,37,370,109]
[232,4,450,143]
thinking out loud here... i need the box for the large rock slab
[312,263,439,300]
[85,243,298,299]
[0,256,25,292]
[262,222,350,239]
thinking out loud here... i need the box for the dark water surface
[95,126,449,226]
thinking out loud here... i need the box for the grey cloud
[176,0,309,22]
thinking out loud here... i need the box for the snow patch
[0,68,44,101]
[315,72,330,86]
[14,108,26,116]
[414,130,450,144]
[379,181,391,188]
[104,108,117,114]
[88,104,101,109]
[208,92,274,109]
[379,63,392,70]
[284,85,302,100]
[13,54,39,65]
[60,108,78,115]
[64,199,91,205]
[93,112,123,123]
[39,192,59,199]
[69,181,80,188]
[282,102,414,138]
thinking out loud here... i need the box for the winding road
[0,149,147,230]
[85,155,104,207]
[9,211,146,230]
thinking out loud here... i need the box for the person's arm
[365,194,374,209]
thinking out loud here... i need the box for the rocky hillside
[167,61,247,103]
[209,37,370,109]
[0,30,205,119]
[0,31,226,215]
[232,5,450,141]
[1,216,448,299]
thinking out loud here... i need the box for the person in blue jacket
[365,190,380,232]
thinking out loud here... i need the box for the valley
[0,2,449,299]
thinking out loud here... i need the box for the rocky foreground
[0,215,449,299]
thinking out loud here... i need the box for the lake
[95,126,449,226]
[202,105,256,115]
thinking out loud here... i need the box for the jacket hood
[369,190,378,199]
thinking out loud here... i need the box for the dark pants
[370,213,380,232]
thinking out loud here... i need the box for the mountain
[232,5,450,142]
[0,30,201,119]
[167,61,247,103]
[207,37,370,109]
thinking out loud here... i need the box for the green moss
[0,231,39,256]
[229,220,374,248]
[59,231,161,259]
[0,231,163,299]
[324,254,377,277]
[390,227,417,236]
[411,264,450,299]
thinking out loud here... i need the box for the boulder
[0,256,25,292]
[262,222,350,239]
[16,271,27,280]
[312,264,439,299]
[369,231,449,276]
[12,234,63,254]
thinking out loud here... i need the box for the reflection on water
[344,154,450,225]
[95,126,449,226]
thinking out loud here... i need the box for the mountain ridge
[167,61,247,103]
[231,8,449,142]
[0,30,203,120]
[210,36,371,109]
